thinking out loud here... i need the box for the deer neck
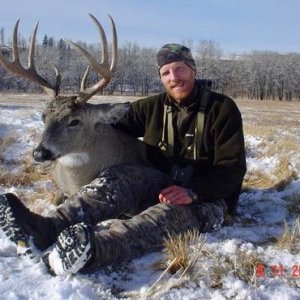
[55,152,97,197]
[58,152,91,168]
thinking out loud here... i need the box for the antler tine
[108,15,118,74]
[89,13,109,66]
[0,19,60,97]
[12,19,21,62]
[80,65,90,92]
[28,21,39,69]
[66,14,118,103]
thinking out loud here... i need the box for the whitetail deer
[0,15,148,204]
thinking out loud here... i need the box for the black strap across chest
[159,89,211,159]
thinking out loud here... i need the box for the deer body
[0,15,149,204]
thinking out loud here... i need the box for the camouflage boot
[0,193,60,252]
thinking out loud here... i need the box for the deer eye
[68,119,80,127]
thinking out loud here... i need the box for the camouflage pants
[50,164,227,271]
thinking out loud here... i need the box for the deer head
[0,14,123,163]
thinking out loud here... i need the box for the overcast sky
[1,0,299,54]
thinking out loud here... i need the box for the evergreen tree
[42,34,48,47]
[48,37,55,47]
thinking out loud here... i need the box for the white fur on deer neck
[58,153,91,168]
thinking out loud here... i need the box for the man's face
[159,61,196,102]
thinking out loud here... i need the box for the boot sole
[42,222,93,276]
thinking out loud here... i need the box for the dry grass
[0,159,52,187]
[243,124,276,139]
[150,230,262,295]
[0,136,17,161]
[241,99,299,192]
[272,136,298,154]
[0,127,51,187]
[275,219,300,253]
[0,150,55,207]
[209,250,262,288]
[142,230,207,298]
[0,122,56,206]
[243,155,296,190]
[243,119,298,191]
[0,163,55,208]
[164,230,204,274]
[160,230,205,274]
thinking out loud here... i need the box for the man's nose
[169,70,178,80]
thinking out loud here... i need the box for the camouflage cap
[156,43,196,71]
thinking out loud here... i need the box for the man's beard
[165,80,194,102]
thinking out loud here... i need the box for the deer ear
[98,102,130,124]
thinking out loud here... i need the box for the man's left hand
[158,185,194,205]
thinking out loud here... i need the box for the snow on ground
[0,94,300,299]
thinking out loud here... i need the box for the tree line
[1,30,300,101]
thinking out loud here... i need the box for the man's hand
[158,185,195,205]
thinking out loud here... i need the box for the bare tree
[195,40,222,79]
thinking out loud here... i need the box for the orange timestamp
[256,263,300,278]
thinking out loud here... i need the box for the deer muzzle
[32,144,56,162]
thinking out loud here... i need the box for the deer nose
[32,144,54,162]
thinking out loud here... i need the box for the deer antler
[0,19,61,97]
[0,15,117,102]
[66,14,118,103]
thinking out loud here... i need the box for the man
[0,44,246,275]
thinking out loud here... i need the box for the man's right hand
[158,185,194,205]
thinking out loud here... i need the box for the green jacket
[117,80,246,212]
